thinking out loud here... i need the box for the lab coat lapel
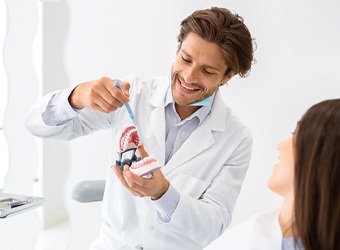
[163,120,214,174]
[150,105,166,163]
[163,90,227,174]
[148,77,169,164]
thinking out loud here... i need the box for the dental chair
[72,180,105,202]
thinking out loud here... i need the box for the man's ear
[220,72,235,86]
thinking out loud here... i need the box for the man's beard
[171,71,211,106]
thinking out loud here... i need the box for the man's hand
[69,76,130,113]
[112,144,170,200]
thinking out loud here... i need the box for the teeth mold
[115,123,161,177]
[130,155,161,177]
[115,123,141,153]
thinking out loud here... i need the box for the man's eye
[203,69,214,75]
[182,56,190,63]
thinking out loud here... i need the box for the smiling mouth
[178,78,200,92]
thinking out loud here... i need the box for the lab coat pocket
[172,173,210,199]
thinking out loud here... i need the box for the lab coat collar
[210,90,227,132]
[148,76,169,164]
[148,76,169,107]
[163,90,227,173]
[148,77,228,173]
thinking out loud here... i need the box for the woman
[205,99,340,250]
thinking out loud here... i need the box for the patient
[204,99,340,250]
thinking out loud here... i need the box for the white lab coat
[204,209,282,250]
[25,74,252,249]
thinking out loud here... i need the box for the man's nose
[183,66,199,83]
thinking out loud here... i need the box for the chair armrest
[72,180,106,203]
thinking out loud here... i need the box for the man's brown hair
[177,7,255,77]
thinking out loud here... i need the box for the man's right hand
[68,76,130,113]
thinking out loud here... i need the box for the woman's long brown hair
[294,99,340,250]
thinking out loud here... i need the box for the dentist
[26,7,255,249]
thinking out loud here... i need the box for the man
[26,7,255,249]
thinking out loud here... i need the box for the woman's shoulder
[204,209,282,250]
[228,209,281,236]
[282,237,304,250]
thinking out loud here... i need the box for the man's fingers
[125,171,146,186]
[118,80,131,97]
[112,165,127,185]
[105,79,130,103]
[113,165,144,197]
[69,77,131,113]
[137,144,149,158]
[97,78,128,111]
[123,167,143,188]
[85,78,131,113]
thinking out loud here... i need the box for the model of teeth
[115,123,162,177]
[115,123,141,153]
[130,156,162,178]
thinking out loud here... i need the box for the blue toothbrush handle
[114,81,140,133]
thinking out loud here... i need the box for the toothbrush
[114,81,141,134]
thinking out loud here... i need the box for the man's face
[171,32,230,107]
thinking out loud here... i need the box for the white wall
[41,0,71,228]
[2,0,340,249]
[1,1,41,250]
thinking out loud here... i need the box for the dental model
[115,123,141,153]
[130,156,161,177]
[115,123,161,177]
